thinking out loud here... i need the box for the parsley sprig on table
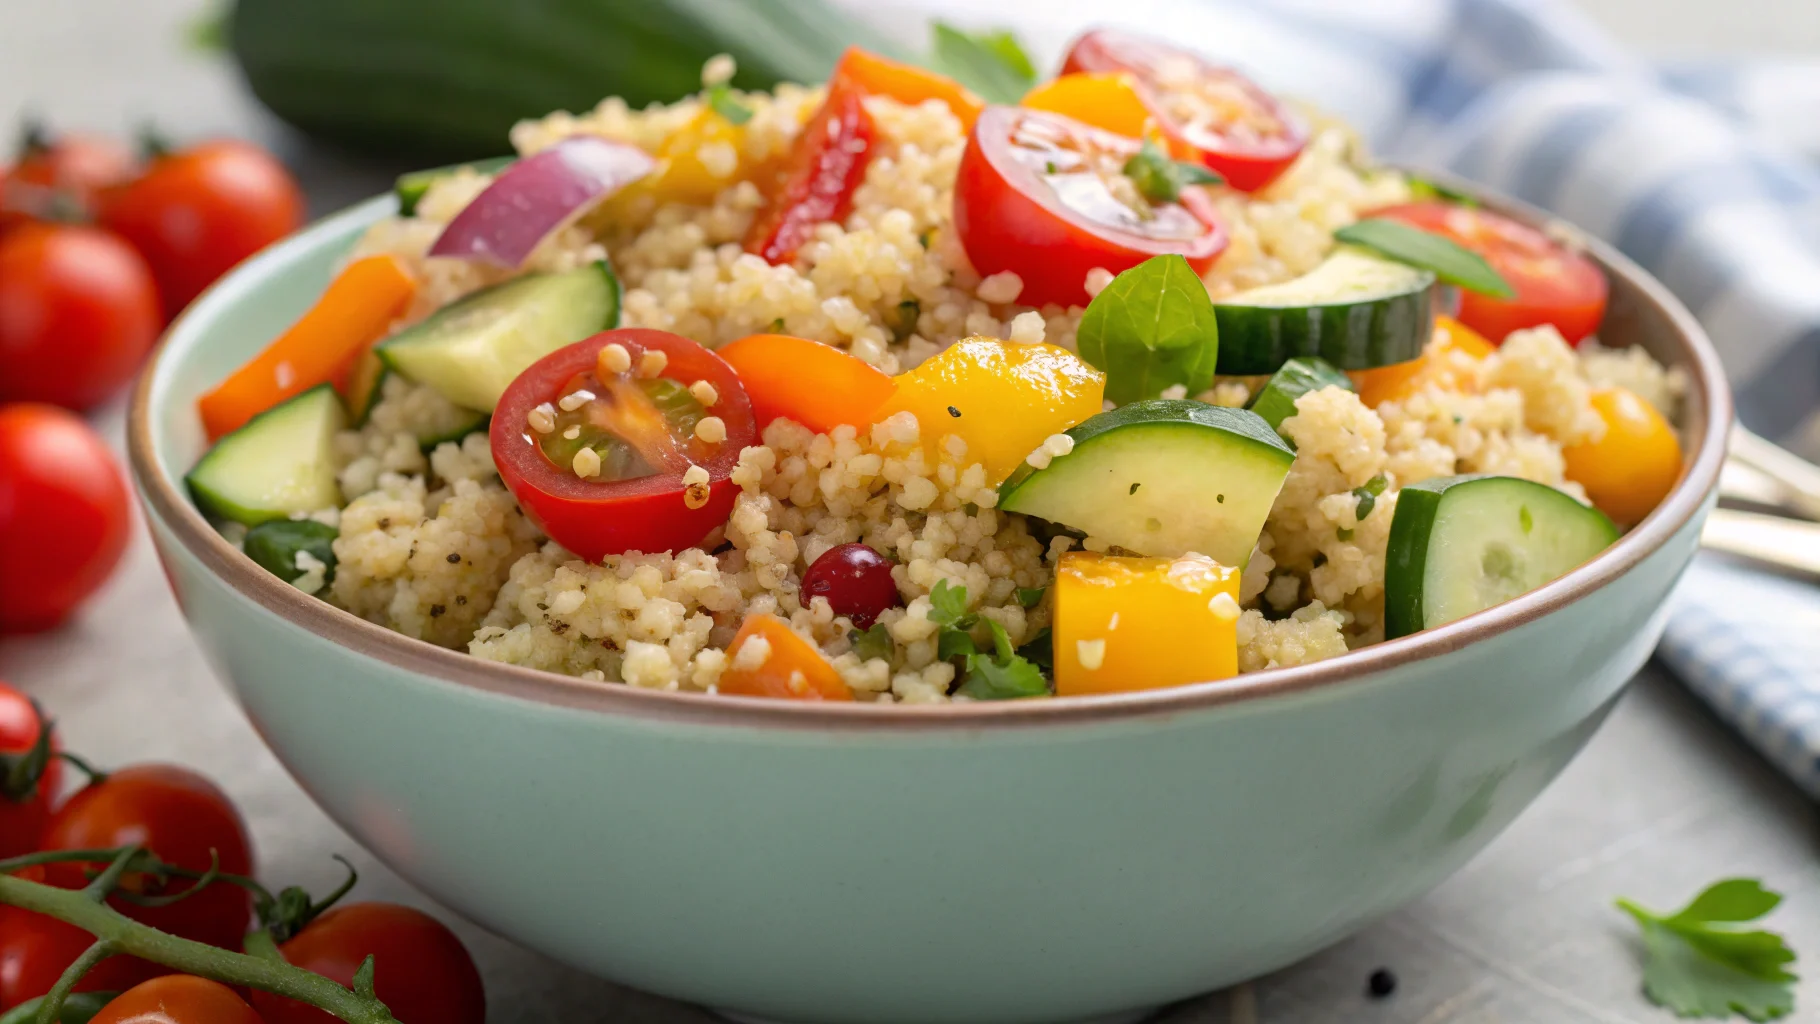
[927,580,1048,700]
[1618,879,1798,1021]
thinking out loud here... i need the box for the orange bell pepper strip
[1021,72,1162,143]
[1351,315,1495,408]
[834,46,984,130]
[197,254,417,439]
[718,613,852,701]
[716,333,897,436]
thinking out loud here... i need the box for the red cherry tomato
[41,765,254,952]
[91,975,265,1024]
[801,543,900,627]
[247,903,484,1024]
[0,404,132,633]
[745,74,876,265]
[0,681,61,858]
[1369,201,1609,344]
[100,140,304,320]
[491,329,757,562]
[1061,29,1309,193]
[0,129,137,234]
[0,222,163,409]
[955,105,1227,308]
[0,889,162,1010]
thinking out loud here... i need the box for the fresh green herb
[1405,173,1481,208]
[1016,586,1046,609]
[1336,528,1354,541]
[767,317,786,333]
[243,520,338,585]
[850,623,894,663]
[1122,139,1223,205]
[1016,628,1053,672]
[1352,473,1389,522]
[918,229,934,249]
[928,23,1036,104]
[705,83,753,125]
[1333,219,1514,298]
[928,578,977,630]
[1076,254,1221,404]
[956,619,1050,700]
[1617,879,1797,1022]
[888,299,921,342]
[1129,482,1141,495]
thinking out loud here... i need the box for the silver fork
[1701,426,1820,577]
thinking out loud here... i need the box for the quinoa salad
[184,30,1688,704]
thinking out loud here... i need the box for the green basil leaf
[1405,173,1481,208]
[243,519,338,585]
[706,83,753,125]
[1077,254,1221,404]
[929,23,1036,104]
[1333,219,1515,298]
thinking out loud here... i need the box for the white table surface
[3,2,1817,1022]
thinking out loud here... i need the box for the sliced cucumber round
[1384,475,1619,638]
[997,400,1294,569]
[1247,356,1353,437]
[376,260,622,413]
[1215,247,1435,375]
[186,385,346,526]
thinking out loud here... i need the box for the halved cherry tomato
[41,765,255,953]
[745,75,876,265]
[718,613,851,701]
[0,404,132,633]
[1062,29,1308,193]
[1352,315,1494,407]
[492,329,757,561]
[0,682,61,858]
[955,105,1227,308]
[92,975,264,1024]
[1370,201,1608,344]
[100,139,304,320]
[1562,386,1682,526]
[716,333,896,435]
[0,128,136,233]
[0,896,163,1010]
[0,222,162,410]
[834,47,983,130]
[1020,73,1165,145]
[247,903,484,1024]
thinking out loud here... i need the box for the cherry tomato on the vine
[0,404,132,633]
[41,764,255,951]
[0,681,62,858]
[101,139,304,319]
[0,897,162,1010]
[247,903,485,1024]
[91,975,265,1024]
[0,128,137,234]
[0,221,163,409]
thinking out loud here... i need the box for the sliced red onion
[428,136,655,267]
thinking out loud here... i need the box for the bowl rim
[127,174,1732,732]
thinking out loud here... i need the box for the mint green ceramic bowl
[129,190,1728,1024]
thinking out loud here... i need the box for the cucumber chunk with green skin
[376,260,621,412]
[346,353,489,448]
[1214,247,1435,374]
[395,155,515,217]
[1384,475,1619,638]
[187,385,345,526]
[243,519,338,584]
[1248,356,1354,436]
[998,400,1294,568]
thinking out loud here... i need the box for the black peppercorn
[1367,968,1397,998]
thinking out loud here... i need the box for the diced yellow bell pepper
[1053,551,1240,696]
[872,336,1105,484]
[600,109,749,222]
[1021,72,1160,143]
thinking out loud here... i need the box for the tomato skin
[1370,201,1608,344]
[246,903,484,1024]
[92,975,265,1024]
[491,329,757,562]
[955,106,1227,308]
[0,681,62,857]
[0,132,137,234]
[0,898,163,1010]
[0,222,163,409]
[100,140,304,319]
[0,404,132,633]
[745,76,876,265]
[1061,29,1308,192]
[41,765,254,952]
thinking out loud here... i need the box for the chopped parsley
[1618,879,1797,1022]
[1352,473,1389,522]
[1016,586,1046,609]
[926,580,1050,700]
[850,623,894,663]
[705,83,753,125]
[888,299,921,342]
[1122,139,1223,205]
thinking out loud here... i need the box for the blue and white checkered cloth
[857,0,1820,796]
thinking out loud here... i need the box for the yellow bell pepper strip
[835,47,985,130]
[197,254,417,440]
[871,336,1105,484]
[1020,72,1164,145]
[1562,386,1683,526]
[598,108,749,221]
[1351,315,1495,408]
[718,613,852,701]
[1053,551,1240,696]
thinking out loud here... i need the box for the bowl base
[714,1009,1156,1024]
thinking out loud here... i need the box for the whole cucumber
[228,0,899,159]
